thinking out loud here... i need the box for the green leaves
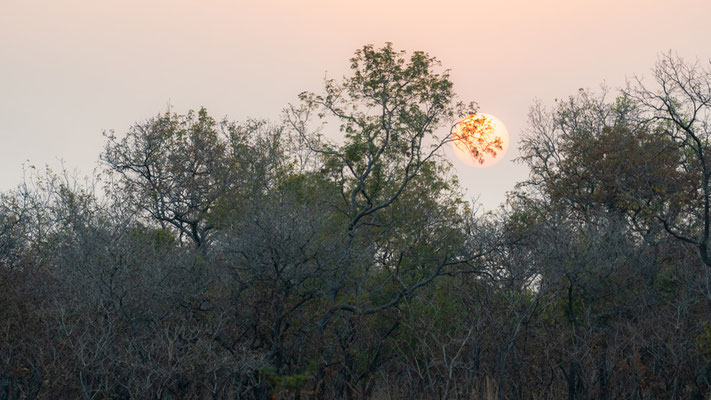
[289,43,473,239]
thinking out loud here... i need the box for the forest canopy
[2,45,711,399]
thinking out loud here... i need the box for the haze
[2,0,710,209]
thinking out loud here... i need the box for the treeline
[2,44,711,399]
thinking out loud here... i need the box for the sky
[2,0,711,210]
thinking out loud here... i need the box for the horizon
[3,0,711,209]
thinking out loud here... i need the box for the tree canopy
[2,46,711,399]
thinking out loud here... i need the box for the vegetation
[2,44,711,399]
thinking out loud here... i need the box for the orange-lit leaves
[452,114,504,164]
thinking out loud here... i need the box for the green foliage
[697,322,711,360]
[654,266,682,304]
[128,226,176,249]
[259,366,312,392]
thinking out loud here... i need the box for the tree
[285,42,479,312]
[519,88,691,229]
[103,108,231,248]
[277,42,495,397]
[628,52,711,267]
[103,109,289,249]
[514,55,711,399]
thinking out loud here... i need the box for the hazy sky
[3,0,711,209]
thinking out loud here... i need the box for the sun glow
[451,113,509,168]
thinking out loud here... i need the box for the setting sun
[451,113,509,167]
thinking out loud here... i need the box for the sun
[450,113,510,168]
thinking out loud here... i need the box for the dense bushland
[2,45,711,399]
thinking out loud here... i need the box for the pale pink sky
[2,0,711,209]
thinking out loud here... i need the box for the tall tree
[628,53,711,267]
[103,109,288,249]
